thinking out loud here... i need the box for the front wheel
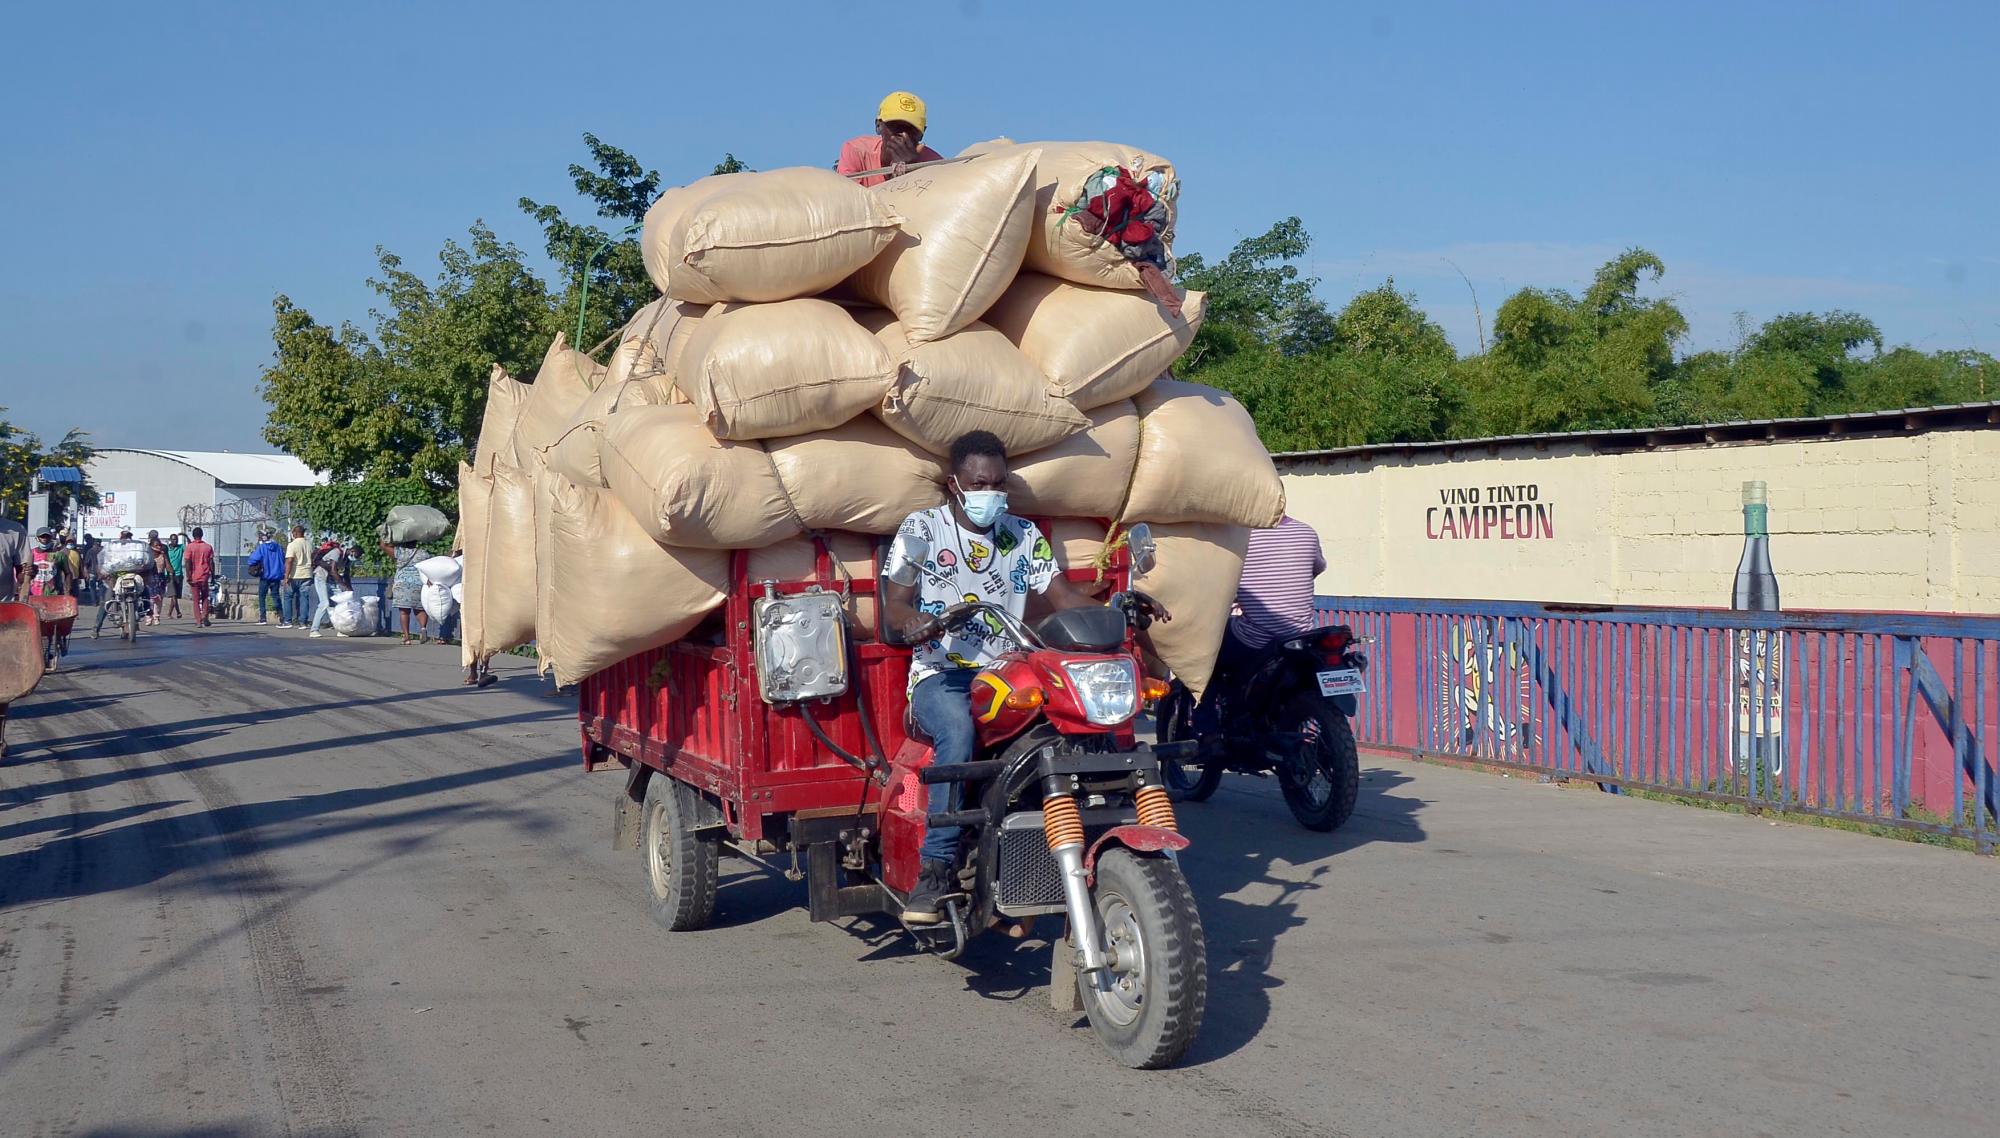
[122,602,138,643]
[640,777,720,931]
[1155,684,1222,803]
[1080,849,1208,1069]
[1273,692,1360,832]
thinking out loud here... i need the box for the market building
[79,449,324,573]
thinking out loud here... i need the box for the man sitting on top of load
[837,90,941,187]
[881,430,1168,924]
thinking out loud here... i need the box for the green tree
[1176,217,1335,365]
[278,476,453,573]
[0,409,97,528]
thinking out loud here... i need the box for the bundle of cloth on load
[457,141,1285,697]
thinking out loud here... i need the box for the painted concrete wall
[1280,426,2000,613]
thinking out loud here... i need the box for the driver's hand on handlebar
[1128,590,1171,623]
[896,612,941,643]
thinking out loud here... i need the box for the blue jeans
[258,578,285,621]
[911,669,979,864]
[286,580,309,626]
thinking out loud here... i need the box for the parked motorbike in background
[1155,623,1367,831]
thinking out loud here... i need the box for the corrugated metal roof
[1274,400,2000,462]
[96,449,325,488]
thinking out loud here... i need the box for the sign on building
[81,490,138,538]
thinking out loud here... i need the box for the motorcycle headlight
[1063,659,1139,726]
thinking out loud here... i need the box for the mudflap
[1083,824,1190,885]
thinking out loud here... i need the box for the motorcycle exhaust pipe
[1043,787,1110,974]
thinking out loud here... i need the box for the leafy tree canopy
[1,408,97,529]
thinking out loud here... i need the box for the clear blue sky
[2,0,1993,451]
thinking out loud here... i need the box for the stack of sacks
[460,146,1283,697]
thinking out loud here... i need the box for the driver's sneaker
[902,858,956,925]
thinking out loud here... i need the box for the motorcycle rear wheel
[1155,685,1222,803]
[1079,849,1207,1069]
[1273,692,1360,832]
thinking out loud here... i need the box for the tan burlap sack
[540,477,730,687]
[861,315,1087,456]
[661,167,901,305]
[623,297,706,402]
[531,458,558,675]
[745,532,882,641]
[460,462,537,659]
[603,334,649,389]
[958,139,1178,290]
[510,333,606,468]
[475,365,531,477]
[1005,399,1139,519]
[1122,379,1285,528]
[639,172,751,295]
[982,273,1206,410]
[676,299,896,440]
[845,149,1039,343]
[1135,522,1249,701]
[765,416,946,534]
[456,462,486,666]
[545,379,660,489]
[597,403,800,549]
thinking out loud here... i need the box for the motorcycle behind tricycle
[579,523,1209,1067]
[1154,622,1368,831]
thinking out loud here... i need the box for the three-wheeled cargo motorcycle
[577,523,1209,1067]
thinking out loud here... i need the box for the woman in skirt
[383,541,430,645]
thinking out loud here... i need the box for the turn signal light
[1004,687,1047,711]
[1140,677,1172,704]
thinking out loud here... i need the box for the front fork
[1042,776,1181,976]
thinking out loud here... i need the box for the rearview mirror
[883,532,929,587]
[1125,523,1157,578]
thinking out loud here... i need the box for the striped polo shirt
[1232,516,1327,648]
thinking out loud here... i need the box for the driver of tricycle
[882,429,1164,923]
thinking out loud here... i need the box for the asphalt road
[2,622,1995,1137]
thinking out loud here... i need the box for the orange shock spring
[1042,794,1085,851]
[1135,784,1179,833]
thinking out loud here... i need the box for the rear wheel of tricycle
[1274,692,1360,832]
[1079,849,1207,1069]
[641,778,719,932]
[1155,684,1222,803]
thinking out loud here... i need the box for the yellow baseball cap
[878,91,926,132]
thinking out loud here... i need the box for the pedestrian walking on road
[283,526,312,632]
[184,527,216,626]
[250,529,287,624]
[2,517,35,602]
[145,534,170,626]
[164,533,185,619]
[305,535,346,638]
[384,541,429,645]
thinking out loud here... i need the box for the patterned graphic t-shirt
[889,506,1057,692]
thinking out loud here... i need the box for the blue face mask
[954,482,1008,529]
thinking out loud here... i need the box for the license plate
[1317,667,1365,697]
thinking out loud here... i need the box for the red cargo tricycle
[578,523,1209,1067]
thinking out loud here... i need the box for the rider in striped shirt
[1197,515,1326,730]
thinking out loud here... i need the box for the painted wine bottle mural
[1731,480,1785,780]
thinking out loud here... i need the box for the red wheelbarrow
[0,600,48,761]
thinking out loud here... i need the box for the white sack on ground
[415,555,462,587]
[542,477,729,688]
[845,148,1039,343]
[862,315,1087,456]
[660,167,901,305]
[746,532,883,641]
[958,140,1178,291]
[1122,379,1285,528]
[330,597,365,636]
[476,365,532,476]
[1004,399,1139,520]
[676,299,896,440]
[982,273,1206,410]
[510,332,606,468]
[765,416,946,535]
[639,172,751,295]
[460,462,537,659]
[1134,522,1249,701]
[598,403,800,549]
[545,378,659,489]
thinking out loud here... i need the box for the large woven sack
[531,457,559,674]
[475,365,531,476]
[958,139,1177,290]
[623,297,706,401]
[746,532,882,641]
[676,299,896,440]
[460,462,537,660]
[545,379,659,489]
[542,477,729,688]
[982,273,1206,410]
[1005,399,1139,519]
[765,416,946,534]
[598,403,799,549]
[660,167,901,305]
[639,172,752,295]
[1135,522,1249,701]
[511,332,606,468]
[380,504,451,545]
[1122,379,1285,528]
[861,315,1087,456]
[845,148,1039,343]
